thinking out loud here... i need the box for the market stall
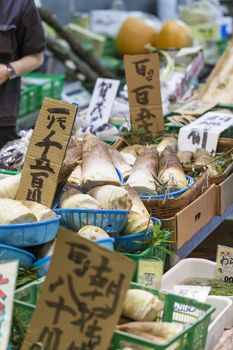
[1,1,233,349]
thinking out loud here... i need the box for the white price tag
[215,245,233,283]
[178,111,233,153]
[0,261,18,350]
[137,259,164,289]
[85,78,120,132]
[173,285,211,303]
[90,10,127,37]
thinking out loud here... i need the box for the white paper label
[173,285,211,303]
[215,245,233,283]
[137,259,164,289]
[0,261,18,350]
[85,78,120,131]
[178,111,233,153]
[90,10,127,37]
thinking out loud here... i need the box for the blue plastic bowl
[0,216,61,247]
[0,244,35,267]
[54,209,128,234]
[94,238,115,251]
[114,217,161,253]
[33,255,52,277]
[140,176,194,200]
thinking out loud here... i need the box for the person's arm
[0,52,44,86]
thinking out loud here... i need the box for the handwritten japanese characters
[176,99,217,116]
[21,228,134,350]
[0,261,18,350]
[17,98,77,208]
[215,245,233,283]
[124,53,164,134]
[85,78,120,132]
[137,259,163,289]
[178,111,233,153]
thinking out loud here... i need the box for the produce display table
[170,203,233,266]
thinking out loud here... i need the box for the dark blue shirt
[0,0,45,125]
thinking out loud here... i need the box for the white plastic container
[162,258,233,328]
[205,296,232,350]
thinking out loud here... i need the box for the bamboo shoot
[88,185,132,210]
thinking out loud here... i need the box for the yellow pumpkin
[155,20,193,49]
[116,17,159,56]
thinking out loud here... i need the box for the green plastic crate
[123,246,166,282]
[22,73,65,102]
[13,278,45,328]
[112,282,215,350]
[19,84,41,118]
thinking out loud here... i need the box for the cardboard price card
[85,78,120,132]
[215,245,233,283]
[16,98,78,208]
[178,111,233,153]
[124,53,164,134]
[137,259,164,289]
[21,227,135,350]
[176,99,217,116]
[0,260,18,350]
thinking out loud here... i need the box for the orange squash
[155,20,193,49]
[116,17,159,56]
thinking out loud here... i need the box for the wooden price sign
[215,245,233,283]
[21,227,135,350]
[16,98,78,208]
[124,53,164,134]
[0,261,18,350]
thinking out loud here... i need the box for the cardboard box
[162,185,217,250]
[216,172,233,216]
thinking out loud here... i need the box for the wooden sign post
[124,53,164,134]
[21,228,135,350]
[16,98,78,208]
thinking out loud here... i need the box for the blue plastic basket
[114,217,161,253]
[0,216,61,247]
[0,244,35,267]
[140,175,194,200]
[94,238,115,251]
[54,209,128,234]
[32,255,52,277]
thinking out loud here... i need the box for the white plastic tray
[162,258,233,329]
[206,295,232,350]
